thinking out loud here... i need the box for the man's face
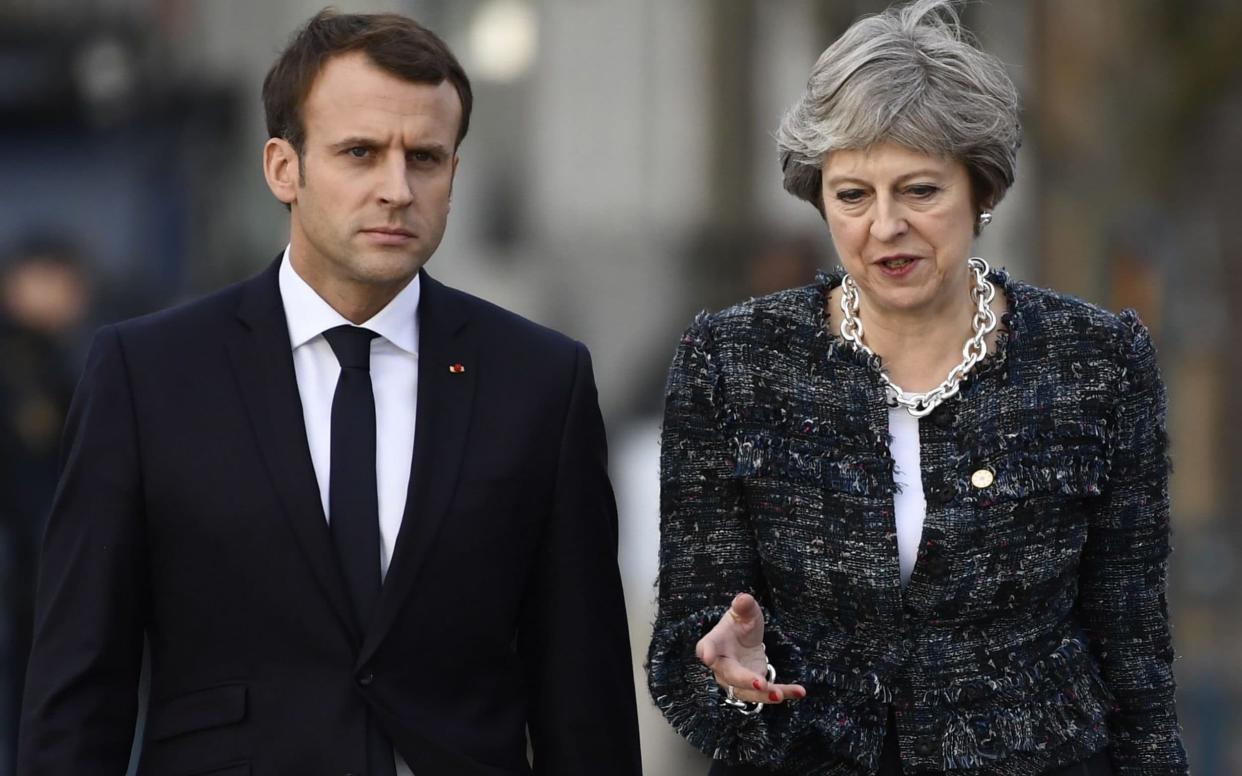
[275,51,461,305]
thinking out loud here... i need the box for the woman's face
[821,141,977,318]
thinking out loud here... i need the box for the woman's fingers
[708,658,808,704]
[707,655,764,690]
[697,629,765,674]
[729,592,762,624]
[698,594,805,705]
[728,593,766,648]
[697,597,761,665]
[722,682,808,705]
[769,682,808,702]
[695,634,714,664]
[708,656,770,704]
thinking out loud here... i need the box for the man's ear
[263,138,300,205]
[447,152,460,208]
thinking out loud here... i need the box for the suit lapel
[226,259,360,645]
[360,272,475,666]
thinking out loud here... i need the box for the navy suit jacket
[18,259,642,776]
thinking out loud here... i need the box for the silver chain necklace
[839,256,998,418]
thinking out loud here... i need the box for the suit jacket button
[914,740,935,756]
[358,671,375,687]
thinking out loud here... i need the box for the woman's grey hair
[776,0,1020,225]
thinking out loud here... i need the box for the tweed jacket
[647,269,1187,775]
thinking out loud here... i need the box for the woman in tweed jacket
[647,1,1187,774]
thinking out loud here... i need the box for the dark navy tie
[322,325,397,776]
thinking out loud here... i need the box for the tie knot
[323,325,378,370]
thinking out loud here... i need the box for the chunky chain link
[839,257,998,418]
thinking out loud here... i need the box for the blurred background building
[0,0,1238,773]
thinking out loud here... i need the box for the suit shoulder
[1010,278,1122,326]
[109,274,252,345]
[437,280,582,356]
[1006,275,1147,354]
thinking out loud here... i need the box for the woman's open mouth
[877,255,921,277]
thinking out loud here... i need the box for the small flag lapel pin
[449,363,466,374]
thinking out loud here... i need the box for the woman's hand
[696,593,807,704]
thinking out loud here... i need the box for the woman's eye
[836,189,865,203]
[906,184,938,198]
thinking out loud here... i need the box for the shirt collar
[278,245,421,355]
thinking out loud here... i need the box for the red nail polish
[752,679,763,690]
[794,688,806,699]
[769,691,780,702]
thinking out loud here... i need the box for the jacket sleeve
[646,316,799,769]
[1078,311,1188,775]
[17,325,148,774]
[517,341,643,776]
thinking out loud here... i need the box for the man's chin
[349,252,427,286]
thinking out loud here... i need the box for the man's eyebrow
[328,136,380,151]
[409,142,451,156]
[328,137,452,156]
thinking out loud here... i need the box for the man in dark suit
[17,11,642,776]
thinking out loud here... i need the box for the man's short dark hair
[262,9,473,156]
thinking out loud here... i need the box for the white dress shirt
[888,407,926,587]
[278,247,418,776]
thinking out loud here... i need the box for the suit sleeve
[17,325,148,775]
[517,341,643,776]
[645,316,800,769]
[1078,311,1188,774]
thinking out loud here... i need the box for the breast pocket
[973,436,1107,507]
[951,432,1108,610]
[731,428,889,599]
[731,429,886,495]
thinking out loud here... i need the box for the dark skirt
[707,708,1113,775]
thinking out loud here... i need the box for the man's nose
[377,158,414,208]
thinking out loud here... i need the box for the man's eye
[410,151,436,164]
[347,147,371,159]
[836,189,865,203]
